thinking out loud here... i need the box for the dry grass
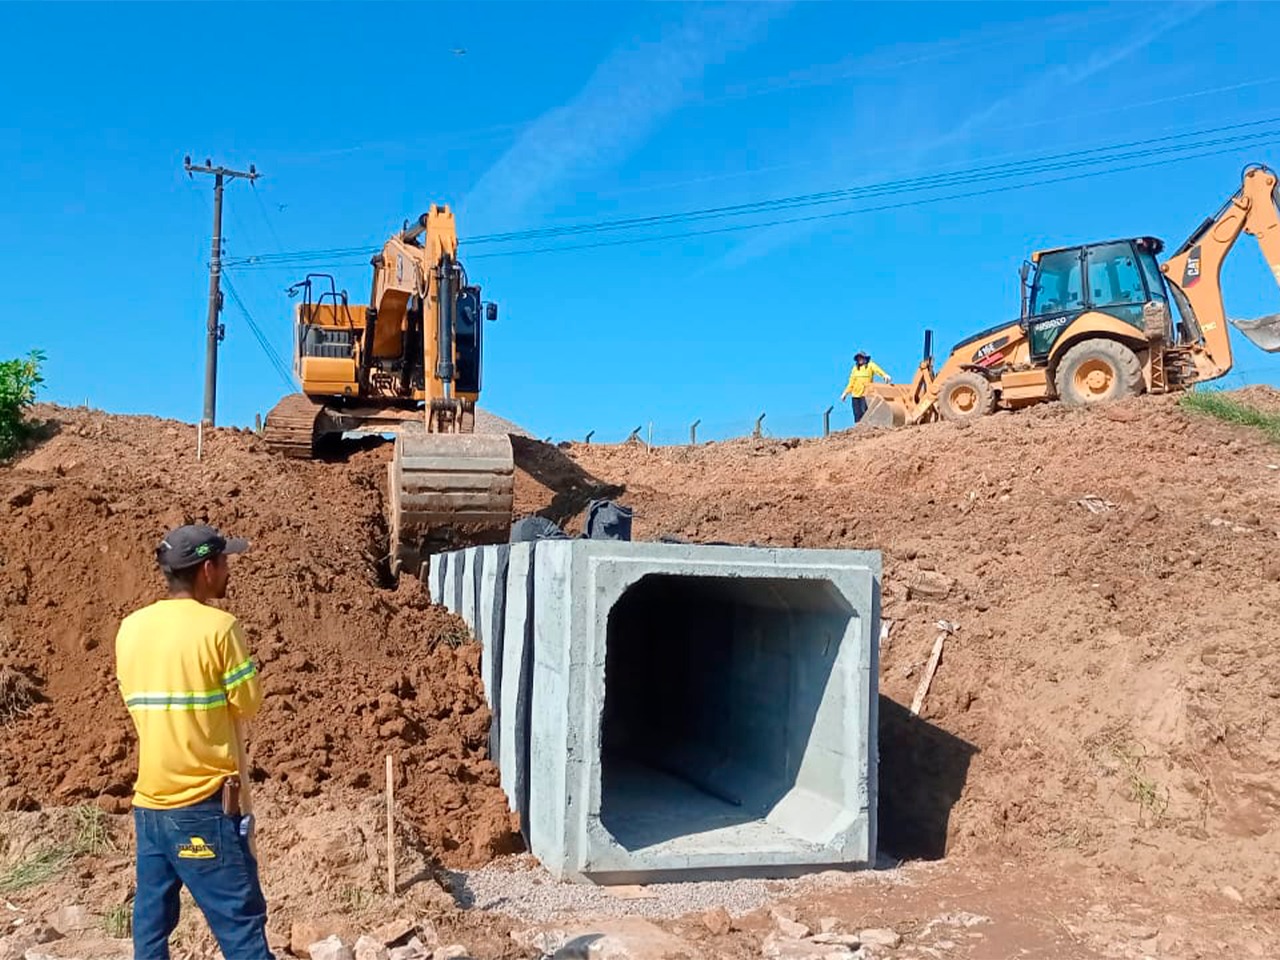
[0,663,38,724]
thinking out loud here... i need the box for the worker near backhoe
[114,523,273,960]
[840,351,892,423]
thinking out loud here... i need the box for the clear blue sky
[3,1,1280,443]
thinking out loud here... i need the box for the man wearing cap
[840,351,892,424]
[114,523,273,960]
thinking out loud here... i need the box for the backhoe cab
[863,163,1280,428]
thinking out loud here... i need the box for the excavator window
[1085,242,1146,308]
[1028,250,1083,316]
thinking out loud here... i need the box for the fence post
[753,412,766,438]
[823,405,834,437]
[585,430,595,444]
[689,419,701,445]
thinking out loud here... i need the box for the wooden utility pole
[184,156,260,427]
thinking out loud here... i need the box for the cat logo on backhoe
[177,837,216,859]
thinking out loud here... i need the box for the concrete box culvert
[432,540,880,884]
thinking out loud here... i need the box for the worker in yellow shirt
[840,350,892,424]
[115,524,272,960]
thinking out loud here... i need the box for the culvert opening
[600,573,858,858]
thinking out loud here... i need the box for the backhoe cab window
[1030,251,1082,316]
[1087,242,1147,308]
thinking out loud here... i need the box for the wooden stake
[910,633,946,716]
[197,422,204,462]
[385,754,395,896]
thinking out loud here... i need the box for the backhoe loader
[262,205,514,579]
[863,162,1280,428]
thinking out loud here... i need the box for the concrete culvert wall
[433,540,881,884]
[600,574,855,858]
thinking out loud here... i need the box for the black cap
[855,351,870,360]
[156,523,249,571]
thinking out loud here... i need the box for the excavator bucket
[387,432,515,579]
[1230,312,1280,352]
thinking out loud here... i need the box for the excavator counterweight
[261,205,514,576]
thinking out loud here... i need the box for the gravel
[444,854,912,924]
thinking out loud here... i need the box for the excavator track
[387,432,515,579]
[262,394,323,459]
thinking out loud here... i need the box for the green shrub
[0,349,45,461]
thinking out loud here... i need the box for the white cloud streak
[459,2,789,233]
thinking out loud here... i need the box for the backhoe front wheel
[937,371,996,422]
[1054,339,1144,407]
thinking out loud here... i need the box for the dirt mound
[555,388,1280,912]
[0,406,518,866]
[4,387,1280,911]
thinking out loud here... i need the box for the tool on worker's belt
[220,776,242,816]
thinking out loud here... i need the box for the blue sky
[3,1,1280,443]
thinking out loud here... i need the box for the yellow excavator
[262,205,514,578]
[863,162,1280,427]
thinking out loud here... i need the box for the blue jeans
[132,793,273,960]
[851,396,868,422]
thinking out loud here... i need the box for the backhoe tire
[937,371,996,422]
[1054,339,1144,407]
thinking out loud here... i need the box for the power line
[224,131,1280,270]
[221,117,1280,270]
[459,116,1280,246]
[221,272,298,390]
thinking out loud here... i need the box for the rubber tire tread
[937,371,996,422]
[1053,339,1144,407]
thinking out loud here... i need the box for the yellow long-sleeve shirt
[843,360,891,398]
[115,598,262,809]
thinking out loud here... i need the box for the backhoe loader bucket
[858,384,914,430]
[1230,312,1280,352]
[387,432,515,579]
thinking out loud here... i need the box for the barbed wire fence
[540,366,1280,447]
[544,404,858,447]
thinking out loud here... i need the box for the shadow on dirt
[877,695,978,861]
[510,435,625,527]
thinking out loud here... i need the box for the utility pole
[184,156,259,426]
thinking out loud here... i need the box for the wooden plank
[910,634,946,716]
[386,754,396,896]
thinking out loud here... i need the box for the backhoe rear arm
[1161,164,1280,379]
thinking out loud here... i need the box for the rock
[761,934,856,959]
[699,908,733,936]
[25,928,60,946]
[293,921,351,958]
[810,933,862,948]
[858,929,902,949]
[51,906,92,935]
[432,947,469,960]
[355,935,390,960]
[1222,885,1244,903]
[388,939,431,960]
[518,918,693,959]
[772,912,811,940]
[819,919,842,935]
[907,572,952,602]
[373,919,425,948]
[309,935,355,960]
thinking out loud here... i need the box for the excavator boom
[262,205,514,578]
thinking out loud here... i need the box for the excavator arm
[1160,164,1280,380]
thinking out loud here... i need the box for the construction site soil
[2,389,1278,957]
